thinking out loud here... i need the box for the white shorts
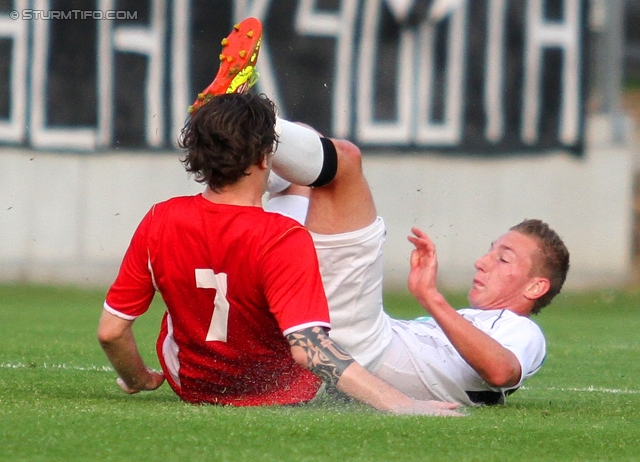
[310,217,392,370]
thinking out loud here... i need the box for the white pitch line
[522,386,640,395]
[1,363,639,396]
[0,362,113,372]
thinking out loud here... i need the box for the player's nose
[474,253,490,271]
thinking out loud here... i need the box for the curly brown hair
[510,219,570,314]
[179,93,277,192]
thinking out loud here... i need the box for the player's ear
[524,277,550,301]
[257,154,268,170]
[259,150,272,170]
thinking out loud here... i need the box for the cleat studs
[191,19,262,105]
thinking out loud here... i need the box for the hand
[116,368,165,394]
[391,399,464,417]
[407,227,440,306]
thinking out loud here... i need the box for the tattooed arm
[287,326,356,387]
[287,326,462,415]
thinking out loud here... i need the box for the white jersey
[387,309,546,405]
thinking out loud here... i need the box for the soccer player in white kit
[266,124,570,406]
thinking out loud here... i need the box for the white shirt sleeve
[486,312,547,386]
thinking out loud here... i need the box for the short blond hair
[510,219,570,314]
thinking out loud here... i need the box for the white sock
[272,118,337,187]
[265,195,310,225]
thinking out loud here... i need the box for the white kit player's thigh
[311,217,392,369]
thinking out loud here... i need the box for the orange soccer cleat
[188,17,263,115]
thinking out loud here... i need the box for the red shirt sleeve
[104,207,156,318]
[259,226,331,335]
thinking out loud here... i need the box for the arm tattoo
[286,326,355,387]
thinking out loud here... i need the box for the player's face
[468,231,540,311]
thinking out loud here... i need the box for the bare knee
[307,139,375,233]
[331,139,363,180]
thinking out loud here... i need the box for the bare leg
[306,139,377,235]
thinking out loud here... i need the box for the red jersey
[105,194,331,406]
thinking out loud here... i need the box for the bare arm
[287,326,462,415]
[407,227,521,388]
[97,309,165,393]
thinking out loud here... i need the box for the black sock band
[309,138,338,187]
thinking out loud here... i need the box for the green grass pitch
[1,285,639,461]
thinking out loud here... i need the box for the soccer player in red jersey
[97,92,461,415]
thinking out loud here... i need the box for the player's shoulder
[239,210,311,257]
[460,308,542,331]
[148,196,309,246]
[139,195,196,221]
[459,308,526,320]
[255,209,309,241]
[151,195,197,212]
[261,208,305,227]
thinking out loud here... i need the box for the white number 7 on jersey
[195,269,230,342]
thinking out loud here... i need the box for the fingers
[410,227,434,245]
[429,400,460,410]
[408,227,437,268]
[407,230,422,247]
[410,226,427,238]
[407,227,434,249]
[393,400,466,417]
[116,377,139,394]
[409,248,421,268]
[420,401,465,417]
[425,400,465,416]
[148,371,166,390]
[409,227,431,243]
[116,370,165,394]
